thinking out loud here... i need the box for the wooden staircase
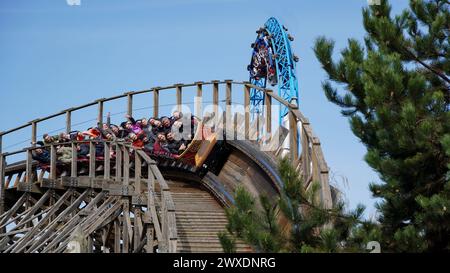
[166,181,252,253]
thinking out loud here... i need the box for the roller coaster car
[34,118,231,178]
[177,117,231,177]
[248,35,278,86]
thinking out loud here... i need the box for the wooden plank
[127,93,133,116]
[122,146,129,186]
[153,88,159,118]
[301,127,311,182]
[89,142,95,178]
[133,209,141,251]
[136,210,143,241]
[50,145,57,180]
[25,150,33,187]
[97,100,104,126]
[115,144,122,182]
[265,90,272,134]
[114,220,120,253]
[195,82,203,118]
[31,122,37,145]
[122,200,130,253]
[104,143,110,180]
[134,153,141,194]
[176,84,182,112]
[213,81,219,121]
[66,111,71,133]
[244,84,250,140]
[289,110,298,164]
[146,171,162,242]
[225,80,232,138]
[71,143,77,178]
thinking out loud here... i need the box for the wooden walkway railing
[0,80,332,219]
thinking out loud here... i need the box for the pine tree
[313,0,449,251]
[219,157,374,253]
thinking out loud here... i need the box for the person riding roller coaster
[247,31,277,86]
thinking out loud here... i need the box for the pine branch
[402,45,450,84]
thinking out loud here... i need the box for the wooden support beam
[31,122,37,145]
[122,200,130,253]
[289,110,298,164]
[25,150,33,187]
[104,143,110,180]
[133,209,140,251]
[135,153,141,195]
[115,144,122,182]
[146,162,162,243]
[127,94,133,116]
[176,84,182,112]
[114,220,120,253]
[66,111,71,134]
[70,143,77,178]
[212,81,219,121]
[225,80,232,138]
[265,90,272,135]
[50,145,57,180]
[195,82,203,118]
[244,84,250,140]
[89,142,96,178]
[153,89,159,118]
[122,146,129,187]
[301,126,311,182]
[97,100,104,127]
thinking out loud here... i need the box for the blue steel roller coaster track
[249,17,299,124]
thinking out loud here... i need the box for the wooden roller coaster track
[0,80,333,253]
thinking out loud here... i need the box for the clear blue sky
[0,0,410,217]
